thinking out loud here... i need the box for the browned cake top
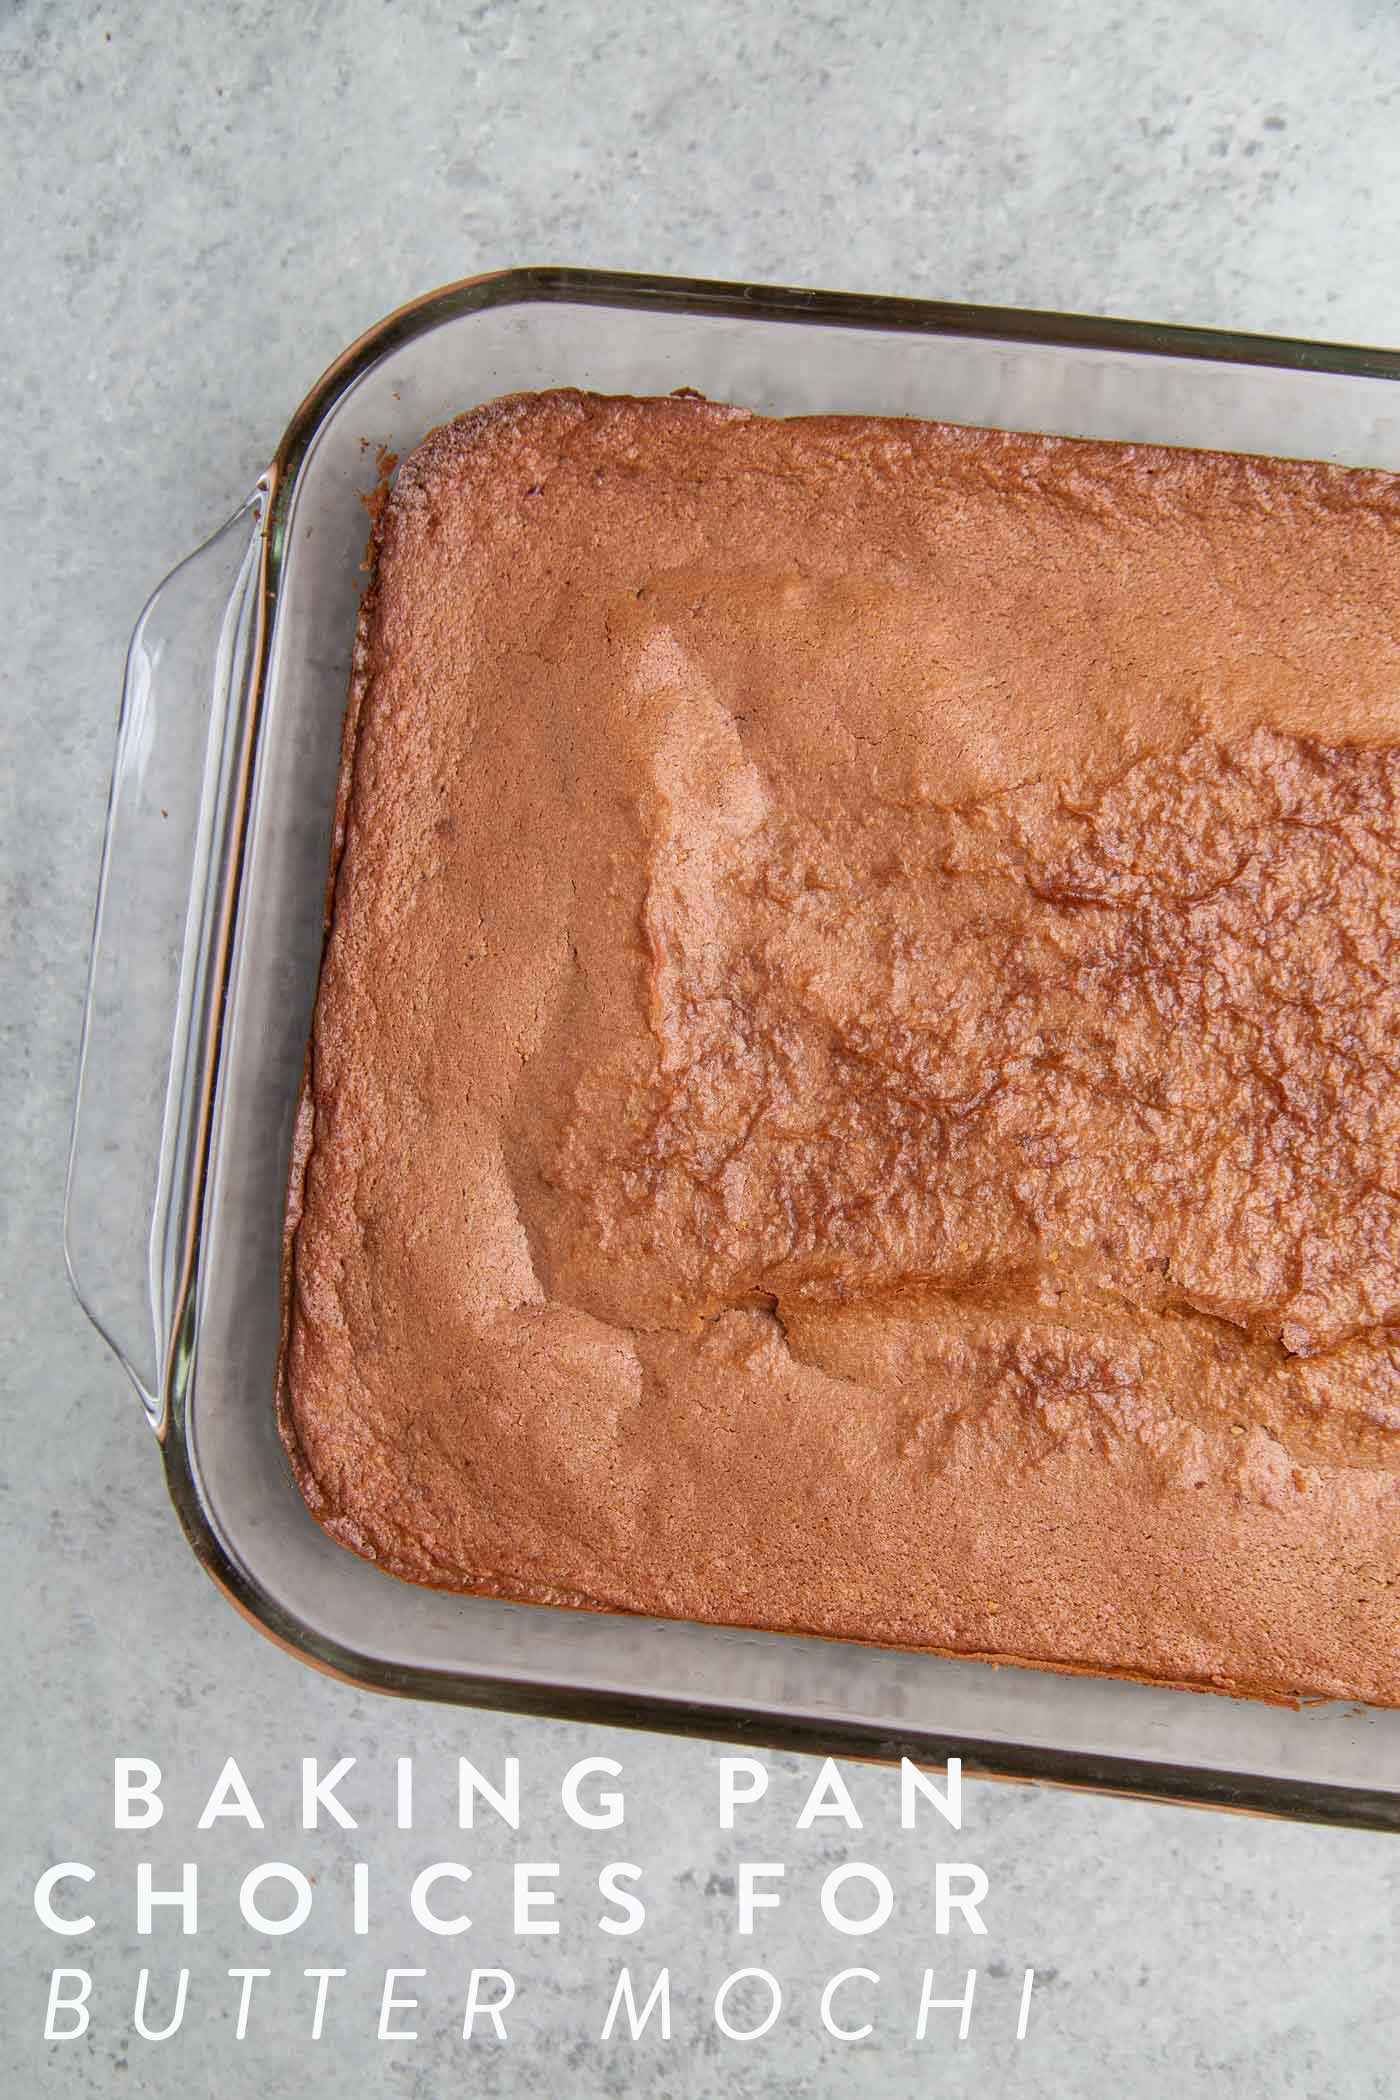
[280,390,1400,1705]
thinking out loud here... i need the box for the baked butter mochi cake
[279,389,1400,1706]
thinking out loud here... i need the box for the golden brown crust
[279,389,1400,1706]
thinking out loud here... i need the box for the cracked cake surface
[279,388,1400,1704]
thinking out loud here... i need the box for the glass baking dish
[65,267,1400,1829]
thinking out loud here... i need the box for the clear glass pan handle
[64,489,268,1426]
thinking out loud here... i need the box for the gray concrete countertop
[3,4,1398,2094]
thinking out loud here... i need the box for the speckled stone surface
[2,3,1398,2095]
